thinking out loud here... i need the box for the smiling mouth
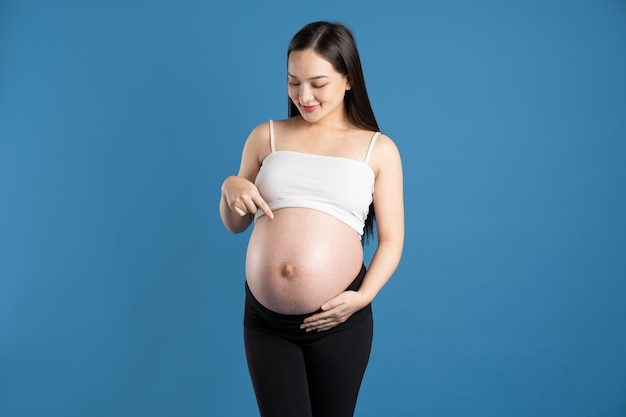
[301,104,319,113]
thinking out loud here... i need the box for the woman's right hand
[221,176,274,219]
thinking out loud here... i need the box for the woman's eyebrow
[287,73,329,81]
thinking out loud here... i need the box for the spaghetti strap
[364,132,380,163]
[269,120,275,153]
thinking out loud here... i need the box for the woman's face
[287,48,351,124]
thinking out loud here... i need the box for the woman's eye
[312,84,326,89]
[288,81,300,86]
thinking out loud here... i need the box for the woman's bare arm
[220,123,274,234]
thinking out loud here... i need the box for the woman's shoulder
[247,117,297,137]
[369,132,402,171]
[271,116,302,130]
[373,132,397,150]
[241,121,273,165]
[248,120,271,137]
[243,118,299,159]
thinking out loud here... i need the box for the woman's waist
[243,264,371,336]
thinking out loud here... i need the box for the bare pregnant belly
[245,208,364,314]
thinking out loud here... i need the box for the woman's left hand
[300,291,370,332]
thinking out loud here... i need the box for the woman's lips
[301,104,319,113]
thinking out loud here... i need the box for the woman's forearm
[358,238,404,303]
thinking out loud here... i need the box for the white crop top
[254,120,379,236]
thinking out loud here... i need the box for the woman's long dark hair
[287,21,379,243]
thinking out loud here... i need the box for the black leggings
[243,265,374,417]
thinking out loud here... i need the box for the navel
[279,263,297,279]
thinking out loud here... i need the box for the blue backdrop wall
[1,1,625,416]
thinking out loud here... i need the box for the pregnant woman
[219,21,404,417]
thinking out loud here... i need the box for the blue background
[1,1,625,416]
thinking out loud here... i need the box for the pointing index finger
[254,195,274,219]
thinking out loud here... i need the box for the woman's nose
[299,86,313,103]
